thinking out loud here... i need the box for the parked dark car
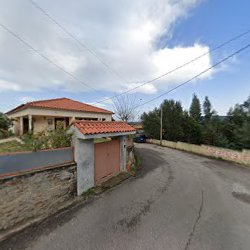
[133,134,146,143]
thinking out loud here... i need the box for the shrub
[47,129,72,148]
[22,129,72,151]
[0,128,13,139]
[0,112,12,130]
[22,131,49,151]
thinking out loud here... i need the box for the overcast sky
[0,0,249,117]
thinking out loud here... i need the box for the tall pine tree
[189,94,201,122]
[203,96,213,121]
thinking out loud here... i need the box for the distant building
[128,122,144,134]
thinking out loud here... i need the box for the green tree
[201,97,225,146]
[242,95,250,115]
[142,99,186,141]
[0,112,11,130]
[161,100,185,141]
[223,97,250,150]
[189,94,201,122]
[142,94,250,150]
[203,96,215,121]
[182,111,202,144]
[0,112,12,139]
[141,108,160,139]
[202,116,228,147]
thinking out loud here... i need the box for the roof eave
[6,105,113,116]
[76,130,136,140]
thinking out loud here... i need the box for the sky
[0,0,249,118]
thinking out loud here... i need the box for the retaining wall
[147,139,250,166]
[0,147,74,176]
[0,164,76,239]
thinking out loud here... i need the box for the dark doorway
[65,117,69,127]
[23,118,29,134]
[55,118,66,130]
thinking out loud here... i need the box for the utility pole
[160,105,163,146]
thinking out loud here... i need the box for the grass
[129,152,141,176]
[0,141,30,153]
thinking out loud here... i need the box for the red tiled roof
[74,121,136,135]
[6,98,113,115]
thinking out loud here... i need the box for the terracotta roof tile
[74,121,136,135]
[6,97,113,115]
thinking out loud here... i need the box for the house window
[47,119,53,125]
[102,118,106,121]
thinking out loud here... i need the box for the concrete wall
[73,136,94,195]
[147,139,250,166]
[0,147,74,176]
[0,164,76,236]
[33,116,55,133]
[126,146,135,171]
[120,136,126,172]
[11,118,20,135]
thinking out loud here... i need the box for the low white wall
[146,139,250,166]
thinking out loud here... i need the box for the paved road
[2,143,250,250]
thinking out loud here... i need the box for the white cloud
[151,44,212,86]
[0,0,213,96]
[19,96,36,103]
[0,79,21,92]
[87,97,114,110]
[123,83,157,94]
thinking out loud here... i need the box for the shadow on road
[135,146,166,179]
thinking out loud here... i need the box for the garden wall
[0,164,76,240]
[0,147,74,176]
[147,139,250,166]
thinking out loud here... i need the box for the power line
[95,29,250,104]
[30,0,250,107]
[0,22,103,95]
[29,0,129,84]
[133,43,250,110]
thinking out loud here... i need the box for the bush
[22,129,72,151]
[0,113,12,130]
[47,129,72,148]
[22,131,49,151]
[0,128,13,139]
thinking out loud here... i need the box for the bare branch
[113,95,140,122]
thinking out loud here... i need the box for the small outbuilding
[70,121,136,195]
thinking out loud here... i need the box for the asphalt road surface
[2,143,250,250]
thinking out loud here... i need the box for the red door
[94,139,120,185]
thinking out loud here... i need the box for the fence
[0,147,74,177]
[147,139,250,166]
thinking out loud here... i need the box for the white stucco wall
[33,116,55,133]
[11,118,20,135]
[7,107,113,135]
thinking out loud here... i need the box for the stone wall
[147,139,250,166]
[0,164,76,237]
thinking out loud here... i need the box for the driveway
[2,143,250,250]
